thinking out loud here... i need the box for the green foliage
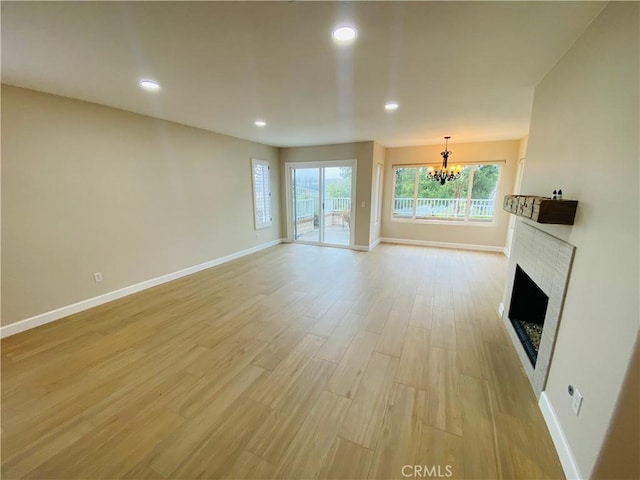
[395,164,499,200]
[394,168,416,197]
[326,182,349,198]
[396,166,470,199]
[417,166,469,199]
[470,164,499,199]
[326,167,353,198]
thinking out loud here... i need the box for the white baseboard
[539,392,583,480]
[352,244,370,252]
[498,302,505,317]
[369,238,381,251]
[379,237,505,253]
[1,238,284,339]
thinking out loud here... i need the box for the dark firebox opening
[508,265,549,367]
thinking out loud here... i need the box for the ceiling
[1,1,605,148]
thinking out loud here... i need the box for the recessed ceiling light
[385,102,399,111]
[332,25,357,43]
[139,79,160,91]
[255,120,266,127]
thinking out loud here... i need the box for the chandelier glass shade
[427,136,463,185]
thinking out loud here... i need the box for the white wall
[380,140,519,249]
[2,86,281,326]
[519,3,639,477]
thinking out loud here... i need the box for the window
[392,163,501,222]
[251,158,272,229]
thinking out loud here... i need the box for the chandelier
[427,136,463,185]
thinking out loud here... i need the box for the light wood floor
[1,243,564,480]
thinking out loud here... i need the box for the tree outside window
[393,164,501,222]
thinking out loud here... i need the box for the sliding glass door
[289,162,354,247]
[322,166,352,246]
[292,168,321,243]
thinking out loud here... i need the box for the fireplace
[500,222,575,397]
[508,265,549,367]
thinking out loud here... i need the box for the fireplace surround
[501,221,575,397]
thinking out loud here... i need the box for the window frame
[251,158,273,230]
[391,161,502,225]
[373,163,383,225]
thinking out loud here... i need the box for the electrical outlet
[572,388,583,415]
[93,272,103,283]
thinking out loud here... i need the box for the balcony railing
[295,197,352,220]
[296,198,316,221]
[326,197,351,213]
[298,196,493,221]
[393,198,495,220]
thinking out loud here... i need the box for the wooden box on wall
[503,195,578,225]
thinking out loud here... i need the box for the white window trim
[390,161,503,226]
[374,163,383,225]
[251,158,273,230]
